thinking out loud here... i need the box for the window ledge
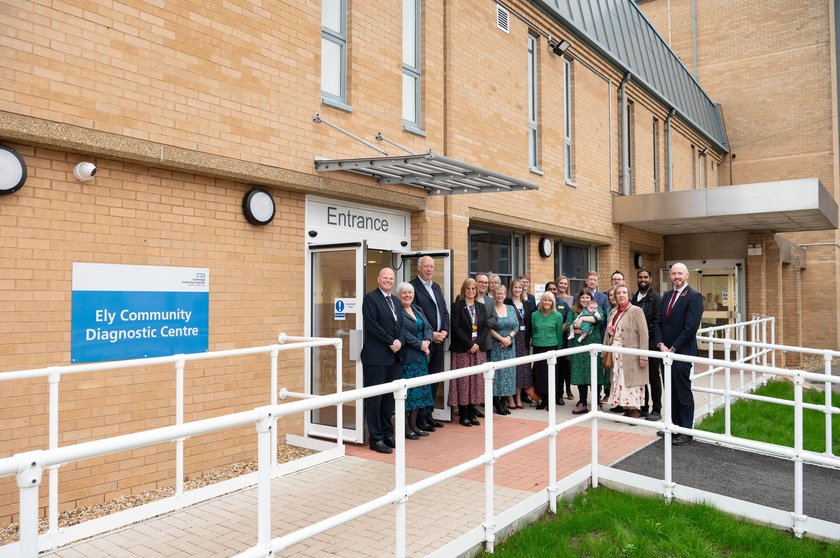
[402,123,427,137]
[529,167,544,176]
[321,97,353,113]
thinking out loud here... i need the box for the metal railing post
[175,357,185,496]
[770,318,776,369]
[546,353,558,513]
[661,354,675,502]
[335,340,344,447]
[47,370,60,536]
[482,364,496,554]
[394,383,408,558]
[824,352,834,457]
[792,373,806,538]
[590,348,599,489]
[724,339,732,437]
[256,410,274,553]
[737,323,745,391]
[707,337,716,415]
[270,349,279,467]
[17,452,45,558]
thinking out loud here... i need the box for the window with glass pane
[321,0,346,102]
[528,34,538,169]
[469,227,523,287]
[555,241,595,296]
[402,0,421,127]
[564,59,573,182]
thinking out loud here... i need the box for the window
[653,118,660,192]
[402,0,421,130]
[554,241,597,295]
[625,101,634,194]
[563,58,574,184]
[690,145,696,189]
[321,0,348,108]
[699,149,707,188]
[469,226,525,287]
[528,34,539,170]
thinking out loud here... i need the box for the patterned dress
[449,301,487,406]
[490,304,517,397]
[513,303,532,388]
[607,319,645,408]
[565,309,608,386]
[401,315,434,411]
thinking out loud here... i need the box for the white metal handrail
[0,334,343,550]
[2,335,839,557]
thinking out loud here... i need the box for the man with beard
[632,268,663,421]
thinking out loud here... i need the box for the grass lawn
[482,488,840,558]
[484,381,840,557]
[695,380,840,454]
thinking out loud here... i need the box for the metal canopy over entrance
[612,178,838,235]
[314,150,539,195]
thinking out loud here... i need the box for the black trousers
[670,360,695,428]
[363,362,401,443]
[642,356,663,413]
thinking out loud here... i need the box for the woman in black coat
[448,278,491,426]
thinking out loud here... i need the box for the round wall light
[242,188,276,226]
[0,144,27,195]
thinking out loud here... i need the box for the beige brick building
[0,0,836,525]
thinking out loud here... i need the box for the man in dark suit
[655,262,704,446]
[409,256,450,430]
[361,267,403,454]
[632,268,663,421]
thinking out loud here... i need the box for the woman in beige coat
[604,285,649,418]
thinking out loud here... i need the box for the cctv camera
[72,162,97,182]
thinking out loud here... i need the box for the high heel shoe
[412,426,430,436]
[535,400,547,410]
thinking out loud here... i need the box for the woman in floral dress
[489,284,517,415]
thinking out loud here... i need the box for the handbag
[602,349,613,369]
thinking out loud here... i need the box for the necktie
[666,291,678,318]
[385,294,396,320]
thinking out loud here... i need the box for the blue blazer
[360,289,402,366]
[398,304,433,364]
[655,285,704,356]
[409,276,450,333]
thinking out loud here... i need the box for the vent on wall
[496,4,510,33]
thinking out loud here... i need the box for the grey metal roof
[531,0,729,152]
[314,151,539,195]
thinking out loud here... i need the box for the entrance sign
[71,263,209,363]
[305,196,410,250]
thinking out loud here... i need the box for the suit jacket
[398,304,433,365]
[632,289,662,350]
[655,285,704,356]
[450,298,491,353]
[504,297,533,348]
[360,288,402,366]
[604,305,649,387]
[409,276,450,333]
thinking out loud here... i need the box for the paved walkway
[41,402,656,557]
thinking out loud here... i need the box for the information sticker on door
[334,298,357,320]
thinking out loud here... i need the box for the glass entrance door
[398,250,452,421]
[307,243,366,443]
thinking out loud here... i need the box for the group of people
[360,259,703,454]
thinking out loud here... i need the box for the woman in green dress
[566,288,607,414]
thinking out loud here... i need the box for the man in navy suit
[409,256,450,430]
[655,262,704,446]
[361,267,403,454]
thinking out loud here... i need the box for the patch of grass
[483,488,840,558]
[696,380,840,454]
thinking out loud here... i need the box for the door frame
[305,241,367,443]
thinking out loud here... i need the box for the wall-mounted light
[0,144,27,195]
[242,188,276,226]
[551,39,571,57]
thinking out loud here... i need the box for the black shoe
[672,434,693,446]
[370,440,393,454]
[469,417,481,426]
[418,422,436,432]
[610,406,624,413]
[535,400,548,410]
[459,416,473,427]
[383,436,396,448]
[405,430,419,440]
[646,411,662,422]
[411,426,429,437]
[656,430,665,438]
[472,406,485,418]
[432,420,444,428]
[556,398,565,406]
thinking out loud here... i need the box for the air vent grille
[496,5,510,34]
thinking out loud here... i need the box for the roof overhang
[314,151,539,195]
[613,178,838,235]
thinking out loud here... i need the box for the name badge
[471,332,477,339]
[520,325,526,331]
